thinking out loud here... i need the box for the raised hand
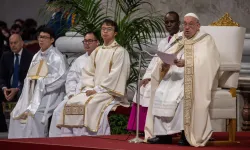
[174,59,185,67]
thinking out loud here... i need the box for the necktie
[168,36,172,42]
[12,54,19,88]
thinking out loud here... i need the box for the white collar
[102,40,119,49]
[84,52,89,57]
[14,48,23,56]
[41,45,53,57]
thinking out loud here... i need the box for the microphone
[164,36,183,52]
[140,48,156,57]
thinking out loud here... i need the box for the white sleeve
[143,56,158,79]
[93,85,108,93]
[65,60,81,96]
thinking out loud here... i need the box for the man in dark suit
[0,34,33,132]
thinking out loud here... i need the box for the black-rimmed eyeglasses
[82,39,97,44]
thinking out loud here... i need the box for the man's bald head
[9,34,24,53]
[10,34,22,41]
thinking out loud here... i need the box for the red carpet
[0,132,249,150]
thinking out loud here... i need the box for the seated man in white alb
[49,31,100,137]
[57,19,130,136]
[146,13,220,147]
[8,27,68,138]
[127,11,181,135]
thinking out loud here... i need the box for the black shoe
[209,137,215,141]
[147,135,172,144]
[139,132,145,137]
[178,139,190,146]
[178,131,190,146]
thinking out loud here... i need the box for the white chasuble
[183,32,220,147]
[148,31,220,147]
[8,46,68,138]
[58,41,130,132]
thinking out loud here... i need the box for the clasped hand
[3,88,19,101]
[86,90,97,96]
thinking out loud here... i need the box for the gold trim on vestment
[109,48,119,73]
[94,43,120,69]
[102,42,120,49]
[100,85,124,97]
[183,33,209,145]
[12,111,35,124]
[36,60,44,76]
[63,96,93,115]
[83,95,94,115]
[80,85,95,92]
[95,98,113,131]
[94,46,101,68]
[27,60,48,80]
[97,46,123,97]
[62,100,66,124]
[59,96,114,132]
[63,105,84,115]
[62,96,93,125]
[183,41,194,144]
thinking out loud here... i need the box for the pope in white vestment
[147,13,220,147]
[8,45,68,138]
[58,40,130,136]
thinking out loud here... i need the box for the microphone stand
[128,50,144,143]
